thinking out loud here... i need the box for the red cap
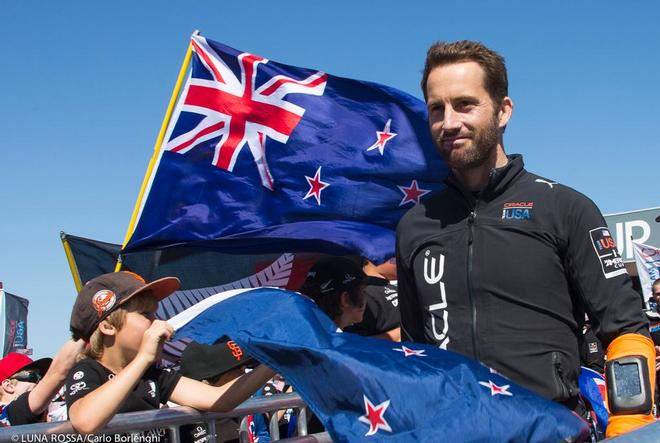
[0,353,51,382]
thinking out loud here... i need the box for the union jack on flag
[125,33,447,263]
[165,35,328,190]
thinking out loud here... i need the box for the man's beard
[435,114,500,171]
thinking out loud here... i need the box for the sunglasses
[10,370,42,384]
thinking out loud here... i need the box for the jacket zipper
[466,209,479,361]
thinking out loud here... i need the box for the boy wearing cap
[300,257,388,330]
[179,340,257,386]
[299,257,389,435]
[344,258,401,341]
[66,271,275,434]
[0,339,84,427]
[178,340,262,443]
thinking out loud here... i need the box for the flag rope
[115,34,196,272]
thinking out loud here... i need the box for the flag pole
[114,32,197,272]
[60,231,83,292]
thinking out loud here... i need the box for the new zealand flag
[170,287,589,442]
[123,34,446,263]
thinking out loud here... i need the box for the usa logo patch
[501,202,534,220]
[589,227,627,279]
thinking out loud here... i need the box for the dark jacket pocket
[552,351,577,401]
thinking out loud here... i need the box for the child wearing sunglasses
[0,339,84,427]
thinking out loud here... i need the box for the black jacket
[396,154,648,401]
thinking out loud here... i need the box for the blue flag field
[169,287,589,442]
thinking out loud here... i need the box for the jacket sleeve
[560,190,649,348]
[396,229,427,343]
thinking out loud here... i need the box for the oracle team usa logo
[424,250,449,349]
[589,227,627,279]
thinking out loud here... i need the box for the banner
[61,232,316,291]
[632,240,660,303]
[0,284,30,356]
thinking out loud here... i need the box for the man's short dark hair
[421,40,508,104]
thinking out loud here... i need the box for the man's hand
[137,320,173,364]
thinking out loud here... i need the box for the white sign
[604,207,660,262]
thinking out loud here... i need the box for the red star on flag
[397,179,431,206]
[303,166,330,205]
[358,395,392,436]
[393,345,427,357]
[366,119,397,155]
[479,380,513,397]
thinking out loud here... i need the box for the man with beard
[396,41,654,437]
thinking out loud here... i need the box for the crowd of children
[0,257,401,441]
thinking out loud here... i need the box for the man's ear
[1,379,16,394]
[498,96,513,129]
[98,320,117,336]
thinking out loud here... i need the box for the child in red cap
[0,339,84,426]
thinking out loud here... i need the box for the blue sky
[1,1,658,358]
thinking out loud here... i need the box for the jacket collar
[445,154,525,203]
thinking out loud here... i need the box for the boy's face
[11,380,36,397]
[1,371,38,401]
[338,285,368,329]
[115,306,157,359]
[653,283,660,305]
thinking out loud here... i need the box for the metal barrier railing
[2,387,656,442]
[0,393,333,443]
